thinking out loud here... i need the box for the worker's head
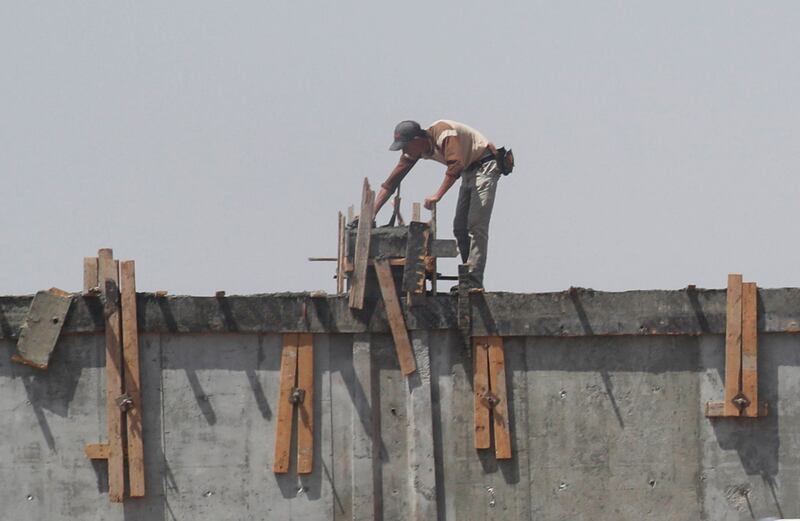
[389,120,429,155]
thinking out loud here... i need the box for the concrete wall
[1,330,798,520]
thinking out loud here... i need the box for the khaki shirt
[382,120,492,191]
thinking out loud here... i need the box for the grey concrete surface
[1,317,799,519]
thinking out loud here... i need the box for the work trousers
[452,160,501,288]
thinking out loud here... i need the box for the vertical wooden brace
[349,178,375,310]
[98,248,125,503]
[473,336,512,459]
[120,260,145,497]
[723,274,743,417]
[273,334,298,473]
[296,333,314,474]
[741,282,758,417]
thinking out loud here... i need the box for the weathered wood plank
[374,259,417,376]
[99,248,125,503]
[296,333,314,474]
[12,288,72,369]
[473,338,490,449]
[741,282,758,417]
[706,400,768,417]
[83,257,98,292]
[412,202,421,222]
[402,222,430,294]
[273,334,298,473]
[336,212,346,295]
[85,443,110,460]
[349,178,375,310]
[724,274,743,417]
[488,336,512,459]
[120,260,145,497]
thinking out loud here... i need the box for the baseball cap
[389,120,425,151]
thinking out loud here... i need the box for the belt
[468,151,496,170]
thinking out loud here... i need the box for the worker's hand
[424,195,440,210]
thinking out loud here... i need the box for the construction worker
[375,120,504,290]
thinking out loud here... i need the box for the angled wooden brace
[473,336,512,460]
[349,178,374,310]
[706,274,766,418]
[273,333,314,474]
[374,259,417,376]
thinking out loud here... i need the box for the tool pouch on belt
[495,147,514,176]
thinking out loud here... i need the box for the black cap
[389,120,425,151]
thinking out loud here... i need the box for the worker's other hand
[424,195,440,210]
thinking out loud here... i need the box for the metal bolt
[116,394,134,411]
[289,387,305,404]
[732,393,751,410]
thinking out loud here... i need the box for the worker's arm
[375,153,417,215]
[424,136,465,210]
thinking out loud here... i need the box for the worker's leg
[452,171,475,264]
[465,161,500,287]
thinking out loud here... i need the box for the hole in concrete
[203,490,213,497]
[560,390,567,399]
[649,479,656,488]
[390,407,397,416]
[26,495,34,501]
[52,318,59,324]
[558,481,568,491]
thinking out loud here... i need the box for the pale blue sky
[2,2,799,295]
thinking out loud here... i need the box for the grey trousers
[452,160,501,288]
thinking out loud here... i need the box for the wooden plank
[12,288,72,369]
[488,336,512,459]
[347,205,354,224]
[473,338,490,449]
[121,260,145,497]
[374,259,417,376]
[401,221,430,294]
[273,334,298,473]
[706,400,768,417]
[349,178,374,310]
[83,257,98,292]
[85,443,110,459]
[99,248,125,502]
[412,202,421,222]
[724,274,743,417]
[336,212,346,295]
[741,282,759,417]
[430,202,437,294]
[296,333,314,474]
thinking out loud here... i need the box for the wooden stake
[374,259,417,376]
[430,202,437,294]
[741,282,758,417]
[83,257,98,292]
[473,339,490,449]
[273,334,299,473]
[336,212,346,295]
[488,336,511,459]
[724,274,743,417]
[121,260,145,497]
[98,248,125,502]
[412,202,421,222]
[296,333,314,474]
[349,178,374,310]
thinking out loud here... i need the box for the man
[375,120,502,290]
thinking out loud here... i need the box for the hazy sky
[3,2,799,295]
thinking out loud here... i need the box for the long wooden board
[273,334,298,473]
[336,212,346,295]
[741,282,758,417]
[99,248,125,502]
[473,338,490,449]
[83,257,98,292]
[724,274,743,417]
[374,259,417,376]
[488,336,512,459]
[296,333,314,474]
[121,260,145,497]
[349,178,374,310]
[401,221,430,294]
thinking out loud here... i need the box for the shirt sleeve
[441,135,466,179]
[381,153,418,191]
